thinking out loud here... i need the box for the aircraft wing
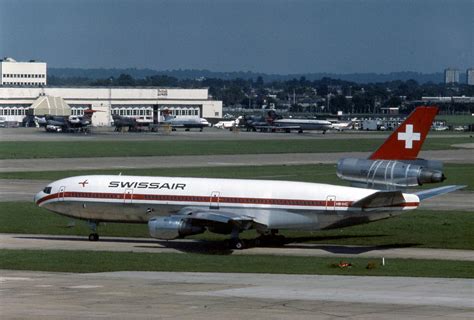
[186,210,254,224]
[415,185,466,200]
[173,208,257,231]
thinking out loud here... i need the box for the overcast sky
[0,0,472,74]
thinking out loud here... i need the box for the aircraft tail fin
[369,106,438,160]
[415,185,466,201]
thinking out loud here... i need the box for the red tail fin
[369,106,438,160]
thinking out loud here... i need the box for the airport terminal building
[0,86,223,126]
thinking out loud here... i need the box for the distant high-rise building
[467,68,474,86]
[444,68,459,84]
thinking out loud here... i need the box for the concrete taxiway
[1,233,473,261]
[1,270,473,319]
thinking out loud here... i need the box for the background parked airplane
[242,110,332,133]
[42,109,97,133]
[162,115,209,131]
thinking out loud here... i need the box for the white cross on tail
[397,124,420,149]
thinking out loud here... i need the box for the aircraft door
[59,186,66,201]
[326,195,336,211]
[124,189,133,204]
[210,191,220,209]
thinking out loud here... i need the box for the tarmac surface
[2,127,380,141]
[1,126,473,141]
[1,233,473,261]
[1,270,473,319]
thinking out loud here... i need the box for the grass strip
[1,202,473,250]
[0,249,472,278]
[1,137,471,159]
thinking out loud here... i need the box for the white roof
[30,95,71,116]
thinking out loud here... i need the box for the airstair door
[210,191,220,209]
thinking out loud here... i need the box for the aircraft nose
[34,191,45,205]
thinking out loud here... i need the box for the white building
[467,68,474,86]
[444,68,460,84]
[0,57,47,86]
[0,87,222,126]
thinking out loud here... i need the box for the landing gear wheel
[230,239,245,250]
[88,233,99,241]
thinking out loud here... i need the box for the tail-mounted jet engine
[337,158,445,189]
[148,216,205,240]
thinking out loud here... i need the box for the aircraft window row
[3,74,46,78]
[222,198,318,206]
[43,187,52,194]
[0,109,27,116]
[139,195,317,206]
[69,192,122,199]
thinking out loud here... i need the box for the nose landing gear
[88,233,99,241]
[88,220,100,241]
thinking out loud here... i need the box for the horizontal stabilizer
[351,190,406,208]
[415,185,466,201]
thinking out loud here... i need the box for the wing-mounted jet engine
[337,106,446,190]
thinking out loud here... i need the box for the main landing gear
[228,226,245,250]
[227,229,287,250]
[88,220,100,241]
[229,238,246,250]
[254,229,286,247]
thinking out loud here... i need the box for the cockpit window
[43,187,52,194]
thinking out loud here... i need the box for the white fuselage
[273,119,333,131]
[34,175,419,232]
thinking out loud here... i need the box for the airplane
[329,119,354,131]
[272,118,333,133]
[43,109,97,133]
[161,115,209,132]
[242,111,332,133]
[112,114,154,132]
[34,106,463,249]
[337,106,446,190]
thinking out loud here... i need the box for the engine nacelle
[337,158,445,189]
[148,216,205,240]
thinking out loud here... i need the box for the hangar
[0,87,223,126]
